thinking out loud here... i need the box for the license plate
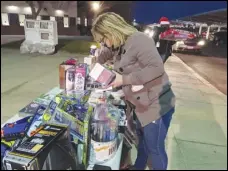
[187,46,194,49]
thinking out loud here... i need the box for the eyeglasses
[99,37,105,43]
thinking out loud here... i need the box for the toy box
[74,63,87,92]
[89,63,116,87]
[2,124,78,170]
[65,66,75,91]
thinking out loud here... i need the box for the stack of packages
[1,46,128,170]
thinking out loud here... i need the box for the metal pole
[206,26,210,40]
[199,25,202,35]
[217,27,221,32]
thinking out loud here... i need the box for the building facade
[1,1,81,36]
[1,1,134,36]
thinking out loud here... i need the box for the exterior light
[7,6,19,11]
[144,29,150,34]
[55,10,64,16]
[92,2,100,11]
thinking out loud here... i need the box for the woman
[92,12,175,170]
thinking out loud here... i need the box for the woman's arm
[95,45,114,64]
[123,33,165,85]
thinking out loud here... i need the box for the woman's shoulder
[125,31,155,47]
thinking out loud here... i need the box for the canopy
[179,9,227,25]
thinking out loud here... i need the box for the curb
[172,54,226,98]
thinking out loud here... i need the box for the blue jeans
[134,108,174,170]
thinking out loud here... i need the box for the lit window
[64,17,69,28]
[50,16,55,21]
[77,17,81,25]
[1,13,9,26]
[19,14,25,26]
[85,18,87,26]
[36,16,41,20]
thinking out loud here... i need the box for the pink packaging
[89,63,116,87]
[74,63,86,91]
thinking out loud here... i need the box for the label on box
[90,139,117,163]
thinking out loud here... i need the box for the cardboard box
[74,63,87,92]
[3,124,78,170]
[84,55,96,71]
[59,58,77,89]
[89,63,116,87]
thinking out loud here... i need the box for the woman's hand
[108,71,123,88]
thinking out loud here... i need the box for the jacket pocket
[131,91,151,108]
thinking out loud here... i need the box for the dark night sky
[133,1,227,24]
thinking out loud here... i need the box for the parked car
[212,31,227,46]
[172,37,206,54]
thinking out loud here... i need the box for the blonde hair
[91,12,138,48]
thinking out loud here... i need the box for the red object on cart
[160,28,196,41]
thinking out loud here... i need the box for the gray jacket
[97,32,175,127]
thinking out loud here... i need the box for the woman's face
[101,36,113,48]
[104,38,112,48]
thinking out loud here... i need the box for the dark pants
[134,108,174,170]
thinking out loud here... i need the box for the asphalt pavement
[174,53,227,95]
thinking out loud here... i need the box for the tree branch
[25,1,44,19]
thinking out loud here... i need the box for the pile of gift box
[1,47,127,170]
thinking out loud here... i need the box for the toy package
[74,63,87,92]
[18,102,45,117]
[1,116,33,142]
[33,87,63,107]
[89,63,116,87]
[65,66,75,91]
[91,103,120,142]
[89,103,120,164]
[50,101,93,169]
[2,124,78,170]
[85,76,102,90]
[84,55,96,71]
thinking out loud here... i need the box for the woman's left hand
[109,71,123,88]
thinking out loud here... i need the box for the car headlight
[197,40,205,46]
[144,29,150,34]
[149,31,154,38]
